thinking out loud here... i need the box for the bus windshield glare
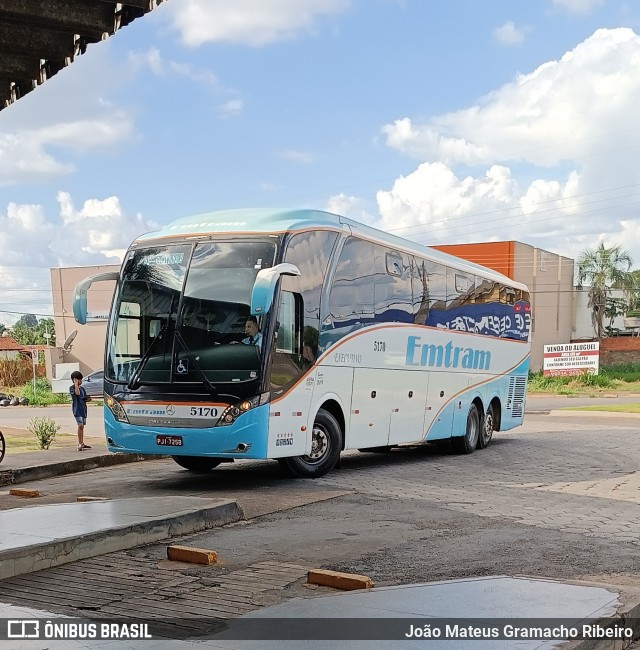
[106,239,277,386]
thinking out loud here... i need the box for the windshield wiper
[173,330,218,397]
[127,324,169,390]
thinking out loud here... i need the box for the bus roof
[135,208,527,290]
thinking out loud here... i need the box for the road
[0,407,638,626]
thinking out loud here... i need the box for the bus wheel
[172,456,223,473]
[477,403,495,449]
[453,403,480,454]
[278,409,342,478]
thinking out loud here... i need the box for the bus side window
[447,270,475,309]
[412,258,446,325]
[327,237,375,332]
[375,246,412,323]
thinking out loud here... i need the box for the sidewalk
[0,426,147,487]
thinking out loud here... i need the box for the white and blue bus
[73,209,531,478]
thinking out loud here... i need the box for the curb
[0,498,244,580]
[0,453,151,487]
[547,410,640,418]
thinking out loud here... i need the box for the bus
[73,208,531,478]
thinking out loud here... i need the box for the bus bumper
[104,404,269,459]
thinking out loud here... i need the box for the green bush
[600,364,640,383]
[28,416,61,450]
[578,372,612,388]
[17,378,68,406]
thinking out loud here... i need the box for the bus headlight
[216,392,270,427]
[105,395,130,423]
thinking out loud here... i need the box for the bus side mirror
[72,272,119,324]
[250,264,301,316]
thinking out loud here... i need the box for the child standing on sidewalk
[69,370,92,451]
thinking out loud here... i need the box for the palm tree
[577,243,634,338]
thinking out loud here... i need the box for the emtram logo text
[405,336,491,370]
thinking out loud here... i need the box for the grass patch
[5,432,76,453]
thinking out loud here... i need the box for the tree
[577,243,634,338]
[11,317,56,346]
[626,269,640,313]
[17,313,38,328]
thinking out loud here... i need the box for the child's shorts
[75,416,87,425]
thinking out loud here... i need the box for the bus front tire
[453,403,480,454]
[477,403,495,449]
[278,409,342,478]
[172,456,223,473]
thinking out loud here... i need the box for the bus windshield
[106,239,278,386]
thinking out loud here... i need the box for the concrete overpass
[0,0,166,111]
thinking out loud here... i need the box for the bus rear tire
[452,403,480,454]
[477,403,495,449]
[172,456,223,473]
[278,409,342,478]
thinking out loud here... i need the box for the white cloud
[376,28,640,266]
[36,117,134,153]
[0,44,136,186]
[276,149,315,164]
[217,99,244,118]
[552,0,604,14]
[164,0,351,47]
[383,28,640,167]
[128,47,243,119]
[0,134,74,185]
[54,192,158,266]
[0,193,158,320]
[325,193,377,225]
[128,47,218,85]
[0,117,134,186]
[493,21,530,46]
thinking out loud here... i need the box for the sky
[1,0,640,324]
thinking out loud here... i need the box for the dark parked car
[83,369,104,398]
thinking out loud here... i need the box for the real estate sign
[543,342,600,376]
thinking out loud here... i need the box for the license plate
[156,435,183,447]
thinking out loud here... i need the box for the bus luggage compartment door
[388,370,428,445]
[347,368,392,449]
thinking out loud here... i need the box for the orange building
[433,242,516,279]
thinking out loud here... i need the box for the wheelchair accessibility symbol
[176,359,188,374]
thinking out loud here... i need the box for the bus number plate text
[156,435,183,446]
